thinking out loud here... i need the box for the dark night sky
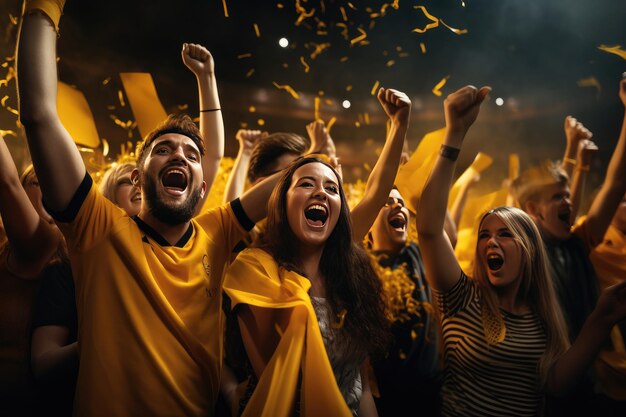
[0,0,624,188]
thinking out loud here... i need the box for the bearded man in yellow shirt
[16,2,278,415]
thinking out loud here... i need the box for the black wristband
[200,108,221,113]
[439,144,461,161]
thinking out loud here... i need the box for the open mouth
[161,168,188,193]
[557,211,571,226]
[131,193,142,203]
[388,213,407,232]
[304,204,328,227]
[487,253,504,271]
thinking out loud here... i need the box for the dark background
[0,0,624,192]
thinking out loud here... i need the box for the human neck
[298,244,325,297]
[496,285,529,315]
[371,239,404,255]
[138,208,191,246]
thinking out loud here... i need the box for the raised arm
[350,88,411,241]
[416,85,490,291]
[561,116,592,179]
[181,43,223,204]
[238,170,283,223]
[547,279,626,396]
[583,77,626,246]
[568,139,598,223]
[17,6,86,211]
[0,135,61,277]
[223,129,266,203]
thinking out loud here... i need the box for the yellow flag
[448,152,493,210]
[57,82,100,148]
[119,73,168,139]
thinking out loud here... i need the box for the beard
[142,174,202,225]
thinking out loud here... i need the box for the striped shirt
[434,273,547,416]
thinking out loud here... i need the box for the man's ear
[524,200,543,221]
[130,168,140,186]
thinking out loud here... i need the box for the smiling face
[477,213,523,291]
[529,183,573,241]
[370,189,409,253]
[285,162,341,250]
[134,133,206,225]
[113,172,141,216]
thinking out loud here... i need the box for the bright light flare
[279,37,289,48]
[495,97,504,106]
[342,100,351,109]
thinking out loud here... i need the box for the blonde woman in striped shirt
[415,84,626,416]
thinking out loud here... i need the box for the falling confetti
[253,23,261,38]
[221,0,229,17]
[371,80,380,95]
[249,106,256,113]
[577,76,602,97]
[598,44,626,60]
[246,69,255,78]
[257,118,265,126]
[272,82,301,99]
[420,42,427,53]
[117,90,126,107]
[412,6,439,33]
[326,116,337,133]
[440,19,468,35]
[314,96,321,121]
[310,42,330,59]
[386,59,395,67]
[350,27,367,45]
[432,76,450,96]
[300,56,310,73]
[237,53,252,59]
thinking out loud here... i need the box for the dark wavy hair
[258,157,390,359]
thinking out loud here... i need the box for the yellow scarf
[223,248,353,417]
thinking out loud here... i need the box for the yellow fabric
[448,152,493,211]
[61,182,246,417]
[24,0,65,32]
[586,221,626,400]
[57,82,101,148]
[119,73,168,139]
[223,248,353,417]
[395,128,445,213]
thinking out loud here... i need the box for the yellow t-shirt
[55,175,250,417]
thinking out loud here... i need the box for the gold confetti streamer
[102,138,109,157]
[351,27,367,45]
[5,106,18,116]
[598,44,626,60]
[346,85,353,91]
[0,95,8,107]
[221,0,229,17]
[237,53,252,59]
[310,42,330,59]
[440,19,468,35]
[432,76,450,96]
[340,6,348,21]
[577,76,602,97]
[364,112,371,125]
[340,56,349,63]
[9,14,19,25]
[347,2,357,10]
[249,106,256,113]
[257,119,265,126]
[398,52,409,58]
[371,80,380,95]
[272,82,301,99]
[386,59,395,67]
[0,130,17,138]
[420,42,427,53]
[314,97,321,121]
[412,5,439,33]
[102,77,111,85]
[326,116,337,133]
[177,104,189,110]
[118,90,126,107]
[253,23,260,38]
[300,56,310,73]
[246,69,255,78]
[277,3,284,9]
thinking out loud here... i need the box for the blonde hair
[98,163,136,205]
[511,161,569,208]
[472,206,570,387]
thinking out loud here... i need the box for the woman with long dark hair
[223,156,389,417]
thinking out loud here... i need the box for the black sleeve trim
[230,198,255,232]
[46,173,93,223]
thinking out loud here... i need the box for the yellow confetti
[102,77,111,85]
[0,95,8,107]
[314,97,321,121]
[277,3,284,9]
[0,130,17,138]
[412,5,439,33]
[118,90,126,107]
[310,42,330,59]
[300,56,310,73]
[340,6,348,21]
[577,76,602,97]
[253,23,260,38]
[420,42,427,54]
[237,53,252,59]
[386,59,396,67]
[282,63,289,68]
[221,0,229,17]
[318,90,325,96]
[350,27,367,45]
[249,106,256,113]
[9,14,19,25]
[346,85,353,91]
[336,22,349,40]
[598,44,626,60]
[257,118,265,126]
[432,76,450,96]
[326,116,337,133]
[177,104,188,110]
[272,82,301,99]
[347,2,357,10]
[364,112,371,125]
[371,80,380,96]
[320,0,326,13]
[340,56,349,63]
[246,69,255,78]
[355,121,361,128]
[324,99,333,106]
[398,52,409,58]
[5,106,18,116]
[102,138,109,157]
[295,1,315,26]
[240,122,248,128]
[440,19,468,35]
